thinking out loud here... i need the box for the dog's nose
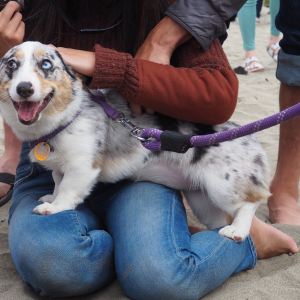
[16,82,34,98]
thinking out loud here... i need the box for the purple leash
[91,91,300,153]
[141,103,300,152]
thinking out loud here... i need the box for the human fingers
[4,11,23,38]
[0,1,21,26]
[13,19,25,43]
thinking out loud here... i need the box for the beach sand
[1,8,300,299]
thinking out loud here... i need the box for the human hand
[131,16,191,115]
[56,47,96,77]
[0,1,25,57]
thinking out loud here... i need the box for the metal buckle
[116,114,148,142]
[130,127,148,142]
[116,113,136,130]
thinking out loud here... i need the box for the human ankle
[269,188,299,206]
[245,51,256,59]
[269,36,280,46]
[270,180,299,204]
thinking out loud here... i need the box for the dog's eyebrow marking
[34,48,47,60]
[14,50,24,61]
[55,50,76,80]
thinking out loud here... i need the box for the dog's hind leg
[184,190,228,230]
[218,201,261,241]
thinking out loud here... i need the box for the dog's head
[0,41,82,127]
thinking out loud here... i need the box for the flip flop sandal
[244,56,264,73]
[267,42,280,62]
[0,173,15,207]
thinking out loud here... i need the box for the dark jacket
[166,0,246,50]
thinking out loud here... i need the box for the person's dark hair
[23,0,170,54]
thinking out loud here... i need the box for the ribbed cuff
[90,44,131,89]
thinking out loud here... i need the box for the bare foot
[268,194,300,225]
[250,217,299,259]
[0,152,19,198]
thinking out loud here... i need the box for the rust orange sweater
[90,39,238,124]
[24,1,238,125]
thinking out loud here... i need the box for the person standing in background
[168,0,300,225]
[237,0,280,72]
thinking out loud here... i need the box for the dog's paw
[33,202,67,215]
[39,194,55,203]
[218,225,248,241]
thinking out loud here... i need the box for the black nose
[16,82,34,98]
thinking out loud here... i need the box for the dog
[0,41,270,241]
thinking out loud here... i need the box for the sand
[1,8,300,300]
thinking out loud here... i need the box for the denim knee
[118,257,203,300]
[9,204,114,297]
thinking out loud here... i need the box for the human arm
[165,0,246,50]
[57,16,190,75]
[59,38,237,125]
[134,16,191,65]
[0,1,24,57]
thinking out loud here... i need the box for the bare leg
[0,122,21,197]
[268,84,300,225]
[250,216,298,259]
[268,35,280,47]
[245,50,257,59]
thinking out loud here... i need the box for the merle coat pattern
[0,42,270,240]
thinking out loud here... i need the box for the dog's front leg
[218,202,261,241]
[33,166,100,215]
[39,171,63,204]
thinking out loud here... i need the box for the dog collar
[29,111,81,161]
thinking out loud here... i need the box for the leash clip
[130,127,148,142]
[116,113,148,142]
[116,113,136,130]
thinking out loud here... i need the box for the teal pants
[238,0,280,51]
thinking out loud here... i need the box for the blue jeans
[9,143,256,299]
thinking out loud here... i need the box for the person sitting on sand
[0,1,298,299]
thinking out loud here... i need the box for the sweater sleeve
[165,0,246,50]
[90,40,238,124]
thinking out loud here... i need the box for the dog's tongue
[17,101,41,122]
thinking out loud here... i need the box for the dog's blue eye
[7,59,18,71]
[41,59,52,70]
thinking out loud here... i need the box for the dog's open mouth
[12,90,54,125]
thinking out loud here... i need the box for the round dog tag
[33,142,51,161]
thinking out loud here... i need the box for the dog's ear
[55,50,77,81]
[75,73,91,86]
